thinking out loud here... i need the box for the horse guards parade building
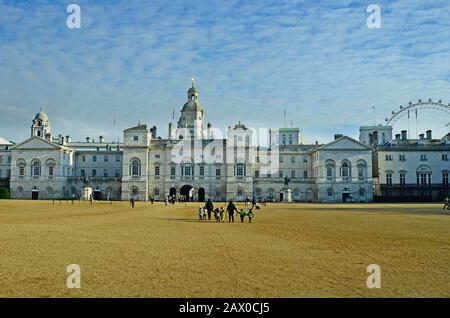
[1,83,449,203]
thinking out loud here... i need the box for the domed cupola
[176,79,205,139]
[31,107,52,141]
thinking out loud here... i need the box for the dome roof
[35,111,49,122]
[181,100,203,112]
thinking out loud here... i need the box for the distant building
[4,83,375,202]
[359,125,393,148]
[268,128,303,147]
[373,130,450,201]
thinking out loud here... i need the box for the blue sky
[1,0,450,143]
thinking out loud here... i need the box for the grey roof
[124,124,148,132]
[181,100,203,112]
[35,111,49,122]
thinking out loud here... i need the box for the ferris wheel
[384,99,450,126]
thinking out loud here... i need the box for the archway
[180,185,193,201]
[169,187,176,198]
[198,188,205,202]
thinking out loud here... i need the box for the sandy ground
[0,200,449,297]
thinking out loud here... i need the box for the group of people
[198,199,256,223]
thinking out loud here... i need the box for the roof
[181,100,203,112]
[124,124,148,132]
[34,111,49,122]
[0,137,13,145]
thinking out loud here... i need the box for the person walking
[219,207,225,222]
[130,196,135,208]
[443,196,450,210]
[226,200,237,223]
[205,199,214,220]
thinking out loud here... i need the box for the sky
[1,0,450,144]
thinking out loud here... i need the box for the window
[303,157,308,163]
[92,169,97,177]
[215,189,221,196]
[399,155,406,161]
[254,170,260,178]
[326,167,333,180]
[236,163,245,177]
[386,173,393,187]
[103,169,108,177]
[359,188,366,197]
[291,156,295,163]
[7,156,11,164]
[442,154,449,161]
[267,172,272,179]
[154,166,160,178]
[327,188,333,197]
[417,173,430,187]
[443,172,449,186]
[33,162,41,176]
[291,170,295,179]
[154,188,160,196]
[133,136,139,141]
[303,171,308,179]
[279,156,283,163]
[115,155,120,162]
[341,162,350,181]
[400,173,406,187]
[155,154,160,159]
[216,168,221,179]
[93,155,97,162]
[199,166,205,176]
[279,170,283,178]
[115,169,120,177]
[237,189,243,197]
[385,155,392,161]
[170,166,176,179]
[104,155,108,162]
[420,154,427,161]
[49,166,54,177]
[131,160,140,176]
[81,169,85,177]
[82,156,86,162]
[184,165,191,177]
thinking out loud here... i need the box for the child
[247,208,253,223]
[198,207,203,220]
[215,208,220,222]
[201,208,206,220]
[219,207,225,222]
[239,209,246,223]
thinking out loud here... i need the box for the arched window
[32,161,41,177]
[341,162,350,181]
[325,160,335,181]
[357,160,367,181]
[130,159,141,176]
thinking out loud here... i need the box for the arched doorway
[169,187,176,198]
[198,188,205,202]
[279,192,284,202]
[180,185,193,201]
[93,187,102,200]
[342,187,350,202]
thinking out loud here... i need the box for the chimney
[66,135,71,143]
[86,137,90,143]
[419,134,424,140]
[401,130,407,140]
[334,134,343,140]
[61,136,65,145]
[99,136,104,143]
[395,134,401,141]
[426,130,432,139]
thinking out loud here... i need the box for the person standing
[443,196,450,210]
[205,199,214,220]
[247,208,254,223]
[226,200,237,223]
[130,196,135,208]
[219,207,225,222]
